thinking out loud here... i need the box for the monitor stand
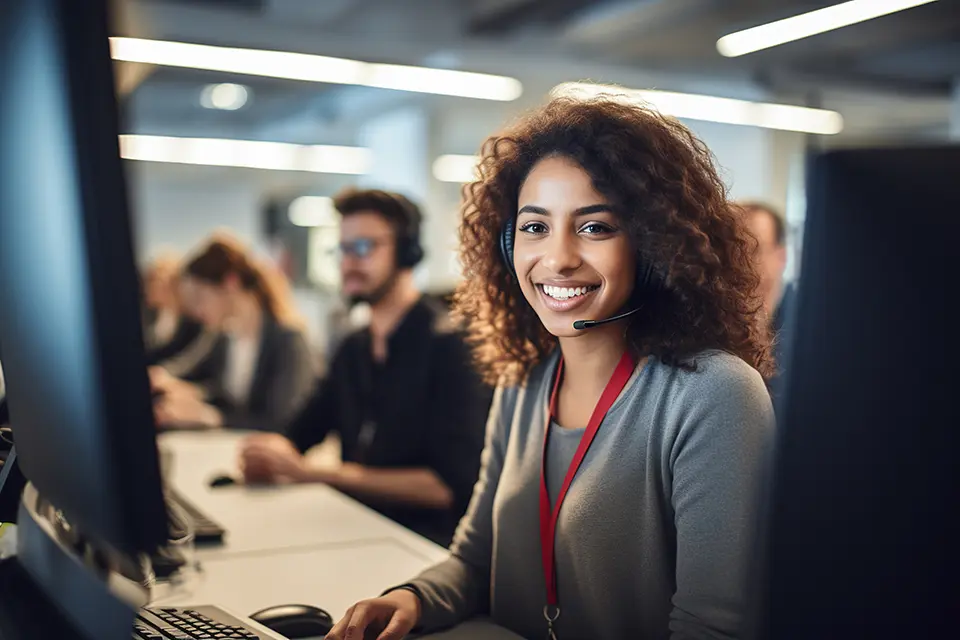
[0,480,148,640]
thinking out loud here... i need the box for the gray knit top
[403,350,775,639]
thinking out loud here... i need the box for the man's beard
[346,268,400,308]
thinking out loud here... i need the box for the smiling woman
[326,97,776,640]
[460,96,773,386]
[512,159,638,341]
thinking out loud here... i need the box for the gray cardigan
[403,350,775,640]
[188,315,316,434]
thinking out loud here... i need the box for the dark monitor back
[0,0,166,554]
[758,145,959,638]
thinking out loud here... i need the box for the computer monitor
[0,0,166,636]
[755,145,958,638]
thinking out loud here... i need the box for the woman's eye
[519,222,548,234]
[580,222,615,235]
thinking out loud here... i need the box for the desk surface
[159,432,447,562]
[156,431,521,639]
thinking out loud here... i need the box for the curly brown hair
[452,96,773,386]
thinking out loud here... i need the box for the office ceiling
[550,0,960,95]
[121,0,960,139]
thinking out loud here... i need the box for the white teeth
[541,285,596,300]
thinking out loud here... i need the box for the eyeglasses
[333,237,391,259]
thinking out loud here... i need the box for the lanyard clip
[543,605,560,640]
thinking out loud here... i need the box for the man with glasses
[239,188,490,546]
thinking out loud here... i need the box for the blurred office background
[113,0,960,354]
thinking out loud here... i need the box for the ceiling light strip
[552,83,844,135]
[717,0,939,57]
[118,135,371,174]
[109,37,523,102]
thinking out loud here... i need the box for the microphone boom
[573,306,642,330]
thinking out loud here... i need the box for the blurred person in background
[239,188,491,546]
[741,200,795,400]
[142,253,218,377]
[143,254,192,358]
[151,235,315,433]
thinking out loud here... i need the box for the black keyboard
[166,488,226,544]
[135,606,270,639]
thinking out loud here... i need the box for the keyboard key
[136,608,268,639]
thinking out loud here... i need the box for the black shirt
[286,298,491,545]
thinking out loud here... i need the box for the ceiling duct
[142,0,265,11]
[465,0,598,35]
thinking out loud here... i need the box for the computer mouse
[249,604,334,638]
[208,474,238,488]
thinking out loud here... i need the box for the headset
[387,193,425,269]
[499,216,662,330]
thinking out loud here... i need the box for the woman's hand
[239,433,307,484]
[154,394,222,429]
[325,589,421,640]
[148,366,204,401]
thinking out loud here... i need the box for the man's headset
[386,193,424,269]
[499,216,663,330]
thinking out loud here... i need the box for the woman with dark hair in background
[151,234,315,434]
[142,253,219,378]
[327,97,775,640]
[143,254,194,361]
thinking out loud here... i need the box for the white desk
[156,431,522,639]
[159,432,447,562]
[154,539,440,618]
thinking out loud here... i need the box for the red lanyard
[539,350,637,635]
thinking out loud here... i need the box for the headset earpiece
[636,260,656,292]
[389,193,424,269]
[397,237,424,269]
[499,217,517,277]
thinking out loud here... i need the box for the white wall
[126,160,359,260]
[127,162,265,260]
[683,121,781,202]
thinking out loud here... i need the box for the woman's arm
[669,356,776,640]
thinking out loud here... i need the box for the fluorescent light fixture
[289,196,337,227]
[200,83,249,110]
[110,37,523,102]
[432,154,481,183]
[717,0,939,57]
[552,82,844,135]
[118,135,371,173]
